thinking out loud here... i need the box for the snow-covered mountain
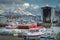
[0,3,40,16]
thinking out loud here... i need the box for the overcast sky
[0,0,60,6]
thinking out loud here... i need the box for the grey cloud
[0,0,26,4]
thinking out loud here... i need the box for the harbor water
[52,26,60,34]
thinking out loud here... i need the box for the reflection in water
[52,26,60,34]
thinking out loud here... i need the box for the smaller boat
[6,24,17,29]
[5,19,17,29]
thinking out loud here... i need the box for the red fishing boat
[18,23,37,29]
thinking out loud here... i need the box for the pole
[51,7,55,28]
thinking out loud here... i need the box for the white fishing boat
[18,26,46,40]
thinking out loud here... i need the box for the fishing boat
[18,23,37,29]
[18,26,46,40]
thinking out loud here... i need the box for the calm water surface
[52,26,60,34]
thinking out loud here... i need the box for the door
[42,6,51,23]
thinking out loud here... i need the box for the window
[29,30,39,33]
